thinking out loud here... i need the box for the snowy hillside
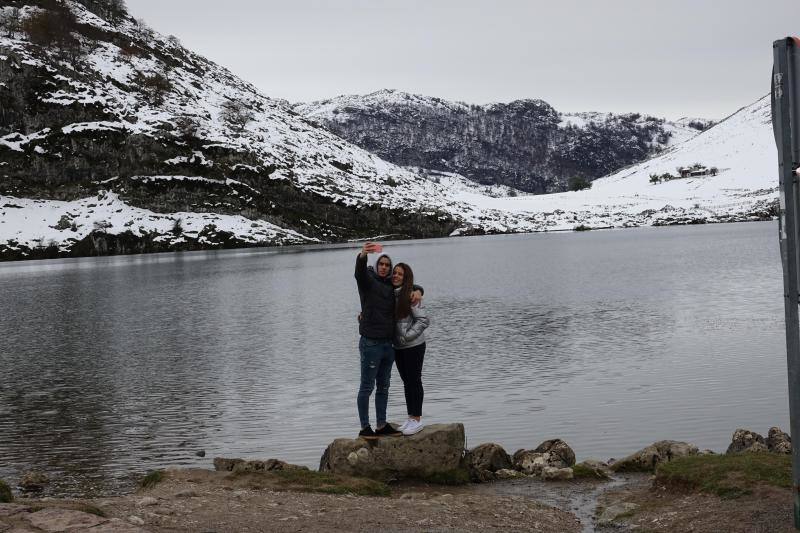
[0,1,779,261]
[296,89,701,193]
[443,95,777,233]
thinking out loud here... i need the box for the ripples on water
[0,222,789,496]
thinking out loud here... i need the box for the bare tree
[0,8,21,38]
[220,98,255,133]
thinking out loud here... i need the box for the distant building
[677,164,718,178]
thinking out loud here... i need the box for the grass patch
[267,469,390,497]
[573,463,610,480]
[655,453,791,498]
[140,470,165,489]
[418,468,471,486]
[0,479,12,503]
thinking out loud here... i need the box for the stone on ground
[213,458,309,473]
[464,443,512,482]
[513,438,576,476]
[597,502,638,526]
[541,466,574,481]
[611,440,698,472]
[726,429,766,454]
[319,423,466,481]
[766,427,791,454]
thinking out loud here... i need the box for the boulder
[534,439,576,467]
[743,442,770,453]
[574,459,611,479]
[541,466,574,481]
[611,440,698,472]
[213,458,308,473]
[512,450,547,476]
[767,427,792,454]
[726,429,766,454]
[18,471,48,492]
[513,438,576,475]
[464,443,512,482]
[319,423,466,482]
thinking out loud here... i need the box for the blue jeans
[357,336,394,429]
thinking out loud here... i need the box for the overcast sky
[125,0,798,120]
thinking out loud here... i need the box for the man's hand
[360,242,382,258]
[410,289,423,306]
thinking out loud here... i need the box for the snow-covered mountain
[0,1,779,261]
[295,89,700,193]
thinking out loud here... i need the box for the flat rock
[611,440,698,472]
[213,458,308,473]
[495,468,525,480]
[0,504,31,517]
[319,423,466,481]
[24,507,107,532]
[541,466,574,481]
[597,502,638,526]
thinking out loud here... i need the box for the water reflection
[0,222,789,496]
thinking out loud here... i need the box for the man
[354,242,421,439]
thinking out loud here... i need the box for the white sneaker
[402,419,424,436]
[398,418,412,431]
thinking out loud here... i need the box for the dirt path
[3,467,795,532]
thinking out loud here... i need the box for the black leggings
[394,343,425,417]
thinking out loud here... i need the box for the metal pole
[773,37,800,529]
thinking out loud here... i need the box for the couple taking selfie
[354,242,429,440]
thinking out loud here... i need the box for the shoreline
[0,215,777,263]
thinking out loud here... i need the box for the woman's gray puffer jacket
[395,300,430,349]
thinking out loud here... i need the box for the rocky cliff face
[295,90,698,193]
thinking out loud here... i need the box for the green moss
[572,463,610,480]
[418,468,471,486]
[140,470,165,489]
[270,469,390,497]
[655,453,791,499]
[0,479,13,503]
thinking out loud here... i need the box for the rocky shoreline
[1,424,793,532]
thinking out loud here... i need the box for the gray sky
[125,0,799,120]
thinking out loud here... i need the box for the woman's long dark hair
[394,263,415,319]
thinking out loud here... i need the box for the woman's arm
[397,305,430,344]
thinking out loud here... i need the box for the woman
[391,262,430,436]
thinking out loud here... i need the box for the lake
[0,221,789,496]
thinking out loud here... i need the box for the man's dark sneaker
[375,423,403,437]
[359,426,378,440]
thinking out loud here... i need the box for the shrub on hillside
[220,98,255,133]
[567,176,592,191]
[74,0,128,21]
[22,7,80,51]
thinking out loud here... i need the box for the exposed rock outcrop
[296,90,690,193]
[319,423,467,482]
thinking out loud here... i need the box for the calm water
[0,222,789,496]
